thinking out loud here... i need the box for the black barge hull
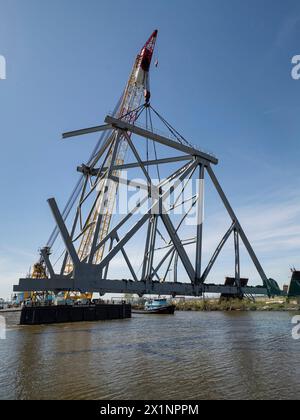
[20,304,131,325]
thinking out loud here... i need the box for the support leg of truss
[234,228,241,293]
[40,247,55,279]
[207,165,269,288]
[195,163,205,283]
[201,223,235,283]
[48,198,80,269]
[160,211,195,283]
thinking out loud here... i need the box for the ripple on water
[0,311,299,400]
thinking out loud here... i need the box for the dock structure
[14,31,281,300]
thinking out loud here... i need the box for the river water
[0,311,299,400]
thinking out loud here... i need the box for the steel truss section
[14,115,277,297]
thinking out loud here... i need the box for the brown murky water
[0,311,299,400]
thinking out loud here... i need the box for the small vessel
[133,298,175,315]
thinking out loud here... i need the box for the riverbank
[174,298,300,312]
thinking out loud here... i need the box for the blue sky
[0,0,300,298]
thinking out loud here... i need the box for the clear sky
[0,0,300,298]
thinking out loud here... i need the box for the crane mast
[65,30,158,272]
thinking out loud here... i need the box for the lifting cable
[46,95,123,248]
[150,105,194,149]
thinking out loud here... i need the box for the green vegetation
[174,298,300,312]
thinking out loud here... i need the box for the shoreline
[0,308,22,314]
[174,298,300,313]
[175,307,300,312]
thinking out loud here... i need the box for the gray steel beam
[60,175,89,275]
[123,131,153,186]
[79,168,108,209]
[163,250,176,283]
[62,124,112,139]
[103,237,114,280]
[95,161,199,279]
[77,155,193,176]
[174,252,179,283]
[146,216,158,280]
[160,212,196,282]
[142,219,153,280]
[94,160,197,255]
[207,165,269,288]
[201,223,235,283]
[149,247,174,281]
[48,198,80,268]
[14,277,268,297]
[109,174,150,193]
[105,116,218,165]
[115,233,138,282]
[195,164,205,282]
[88,131,116,170]
[95,195,150,256]
[40,248,55,279]
[234,229,241,289]
[98,213,151,270]
[161,160,198,190]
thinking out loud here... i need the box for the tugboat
[133,298,175,315]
